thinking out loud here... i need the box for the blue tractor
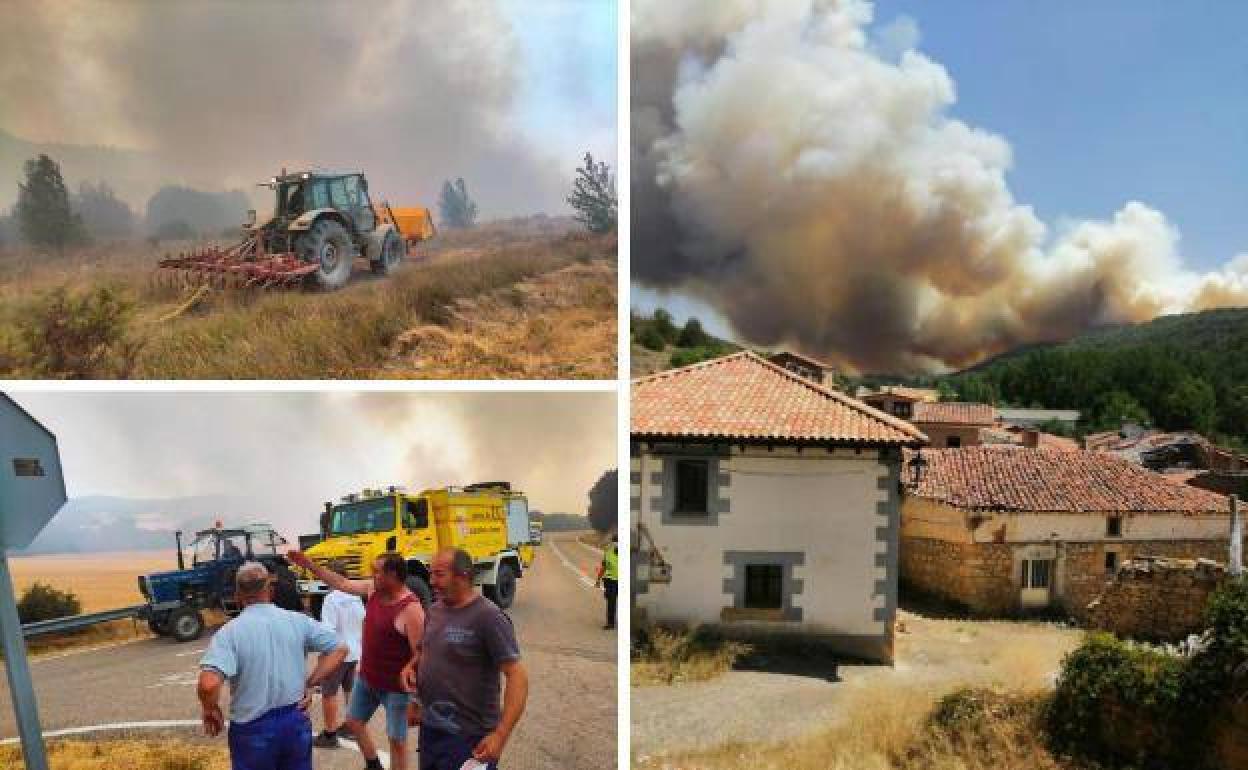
[137,523,293,642]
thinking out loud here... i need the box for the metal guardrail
[20,604,144,638]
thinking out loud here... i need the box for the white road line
[549,539,595,590]
[0,717,393,767]
[577,539,604,557]
[30,636,151,663]
[175,647,207,657]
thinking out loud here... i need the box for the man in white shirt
[314,559,366,749]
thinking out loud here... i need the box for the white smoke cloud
[632,0,1248,373]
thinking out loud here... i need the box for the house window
[1105,551,1119,573]
[1107,516,1122,537]
[892,402,912,418]
[674,459,709,514]
[744,564,784,609]
[946,436,962,448]
[1021,559,1052,589]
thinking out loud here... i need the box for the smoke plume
[0,0,579,216]
[632,0,1248,373]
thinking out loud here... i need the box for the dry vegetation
[0,738,228,770]
[632,627,753,686]
[0,221,616,379]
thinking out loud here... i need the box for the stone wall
[1064,540,1235,625]
[900,536,1015,614]
[1085,556,1229,641]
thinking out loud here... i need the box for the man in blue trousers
[198,561,348,770]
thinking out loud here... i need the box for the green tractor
[157,170,435,290]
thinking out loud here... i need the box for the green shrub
[637,325,665,351]
[15,285,141,378]
[17,582,81,624]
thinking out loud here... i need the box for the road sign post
[0,394,68,770]
[0,553,47,770]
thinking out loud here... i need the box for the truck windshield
[330,498,395,535]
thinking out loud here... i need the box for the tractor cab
[266,170,377,235]
[136,522,290,642]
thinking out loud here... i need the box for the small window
[946,436,962,448]
[1107,516,1122,537]
[744,564,783,609]
[329,177,351,209]
[674,459,709,514]
[308,180,330,210]
[893,403,912,418]
[1105,551,1119,573]
[1022,559,1052,589]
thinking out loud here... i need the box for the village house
[631,351,926,663]
[766,351,837,388]
[859,385,940,419]
[900,446,1239,620]
[909,401,996,448]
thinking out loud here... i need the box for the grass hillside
[0,221,616,379]
[630,308,738,377]
[944,306,1248,446]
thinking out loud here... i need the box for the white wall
[634,446,892,640]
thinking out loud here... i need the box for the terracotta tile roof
[911,401,996,426]
[863,386,939,403]
[904,446,1230,514]
[1034,433,1079,452]
[631,352,927,445]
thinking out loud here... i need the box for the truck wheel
[147,615,168,636]
[371,230,404,276]
[484,563,517,610]
[406,575,432,610]
[298,219,353,290]
[169,607,204,642]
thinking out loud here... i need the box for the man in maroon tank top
[289,550,425,770]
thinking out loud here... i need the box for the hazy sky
[8,390,616,539]
[0,0,617,217]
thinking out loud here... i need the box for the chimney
[1023,429,1039,449]
[1231,494,1242,578]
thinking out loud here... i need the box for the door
[1019,558,1054,609]
[344,175,375,232]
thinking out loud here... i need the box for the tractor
[156,170,435,290]
[136,522,293,642]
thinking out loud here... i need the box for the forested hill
[944,307,1248,446]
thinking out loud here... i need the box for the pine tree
[16,154,85,250]
[438,177,479,229]
[567,152,616,234]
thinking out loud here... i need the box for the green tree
[438,178,478,229]
[652,308,678,344]
[567,152,616,234]
[1160,376,1217,433]
[74,181,134,241]
[1089,389,1151,431]
[677,318,710,348]
[637,324,666,351]
[16,154,85,250]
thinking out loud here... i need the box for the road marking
[577,539,604,557]
[147,671,200,689]
[30,636,150,663]
[549,539,595,590]
[175,647,207,657]
[0,718,393,766]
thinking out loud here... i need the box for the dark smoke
[632,0,1248,374]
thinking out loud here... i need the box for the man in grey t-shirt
[403,548,528,770]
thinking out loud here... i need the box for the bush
[17,582,81,624]
[637,324,665,351]
[631,624,751,685]
[670,346,725,369]
[14,285,141,378]
[676,318,710,348]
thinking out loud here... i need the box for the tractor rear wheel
[371,230,404,276]
[169,607,204,642]
[298,219,353,290]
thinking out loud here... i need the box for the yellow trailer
[374,205,436,253]
[297,482,531,609]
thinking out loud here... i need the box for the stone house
[909,401,996,448]
[860,386,939,419]
[631,351,927,663]
[900,446,1238,620]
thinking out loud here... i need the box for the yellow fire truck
[297,482,533,611]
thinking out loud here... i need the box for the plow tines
[156,243,317,289]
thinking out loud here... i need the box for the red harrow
[155,233,319,290]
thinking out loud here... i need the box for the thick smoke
[0,0,571,216]
[633,0,1248,373]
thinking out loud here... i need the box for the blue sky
[502,0,618,167]
[875,1,1248,271]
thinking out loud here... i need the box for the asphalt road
[0,532,616,769]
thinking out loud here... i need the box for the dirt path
[631,610,1083,761]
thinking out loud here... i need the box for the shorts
[228,703,312,770]
[321,660,357,697]
[419,725,499,770]
[346,675,411,741]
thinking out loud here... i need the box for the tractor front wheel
[298,219,354,290]
[168,607,204,643]
[371,230,404,276]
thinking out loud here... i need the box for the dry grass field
[0,738,228,770]
[0,221,616,379]
[9,550,175,656]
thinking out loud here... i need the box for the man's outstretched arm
[287,550,371,597]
